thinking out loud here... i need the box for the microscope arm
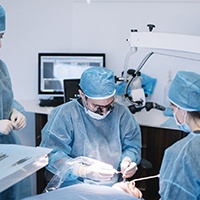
[127,31,200,54]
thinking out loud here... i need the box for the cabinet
[35,113,48,194]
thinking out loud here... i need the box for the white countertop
[19,100,54,115]
[19,100,178,130]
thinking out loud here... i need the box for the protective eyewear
[85,98,115,115]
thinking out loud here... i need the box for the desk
[19,100,187,199]
[19,100,177,130]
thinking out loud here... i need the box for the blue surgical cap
[0,5,5,33]
[79,67,116,99]
[168,71,200,111]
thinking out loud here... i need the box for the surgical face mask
[173,107,191,133]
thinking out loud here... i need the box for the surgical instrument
[11,157,31,167]
[131,174,160,182]
[0,153,9,161]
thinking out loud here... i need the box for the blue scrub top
[40,99,142,186]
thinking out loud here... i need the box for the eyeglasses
[85,97,115,115]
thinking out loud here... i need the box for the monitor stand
[39,97,64,107]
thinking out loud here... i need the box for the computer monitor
[63,79,80,103]
[38,53,105,96]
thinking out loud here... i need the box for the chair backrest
[63,79,80,103]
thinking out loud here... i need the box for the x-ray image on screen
[43,62,62,91]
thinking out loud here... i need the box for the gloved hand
[0,119,16,135]
[10,108,26,131]
[73,160,116,181]
[120,157,138,179]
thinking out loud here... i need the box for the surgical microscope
[116,24,200,114]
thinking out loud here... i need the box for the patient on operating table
[23,181,142,200]
[112,180,143,199]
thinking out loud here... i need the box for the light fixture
[86,0,91,3]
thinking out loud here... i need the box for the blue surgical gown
[40,99,142,186]
[0,59,30,200]
[0,59,23,143]
[159,132,200,199]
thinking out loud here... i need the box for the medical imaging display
[38,53,105,95]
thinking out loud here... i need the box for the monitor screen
[63,79,80,103]
[38,53,105,95]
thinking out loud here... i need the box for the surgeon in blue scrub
[0,4,30,200]
[40,67,142,187]
[159,71,200,199]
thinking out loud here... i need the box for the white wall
[71,1,200,105]
[0,0,73,101]
[0,0,200,103]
